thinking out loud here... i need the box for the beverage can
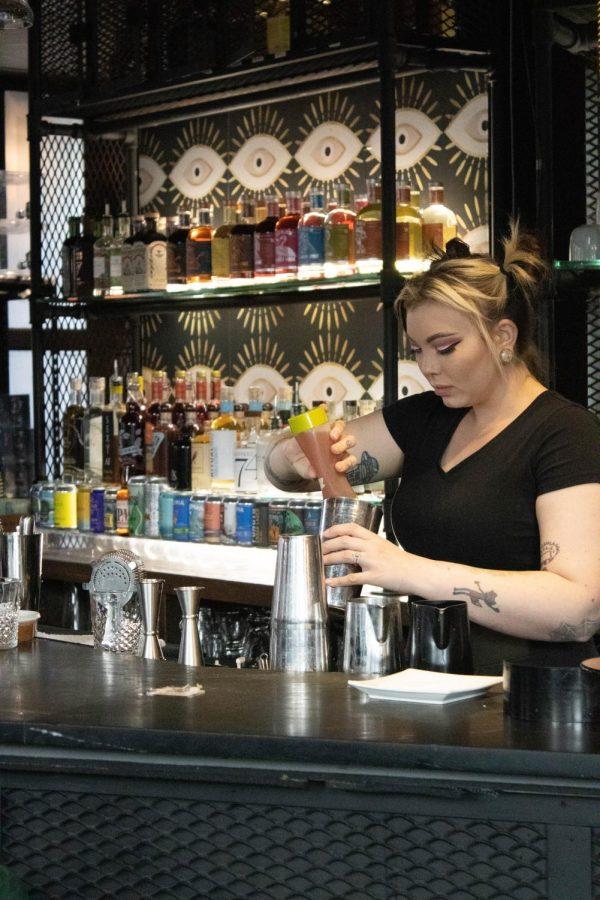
[54,483,78,530]
[252,499,269,547]
[145,477,168,538]
[189,494,206,542]
[116,493,129,534]
[172,491,191,541]
[104,486,118,534]
[39,483,55,528]
[159,489,175,540]
[204,495,223,544]
[76,482,92,531]
[285,499,306,536]
[90,487,105,533]
[29,482,43,523]
[236,497,254,546]
[128,475,146,536]
[222,496,238,545]
[304,499,322,535]
[268,499,288,548]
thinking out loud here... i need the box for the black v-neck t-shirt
[382,390,600,673]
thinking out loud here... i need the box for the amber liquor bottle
[275,191,302,277]
[254,195,280,278]
[167,210,191,285]
[186,209,212,283]
[118,373,145,477]
[230,195,256,278]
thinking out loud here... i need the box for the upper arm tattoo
[540,541,560,570]
[346,450,380,486]
[453,581,500,613]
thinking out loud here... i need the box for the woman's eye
[229,134,291,191]
[295,122,362,181]
[368,109,441,170]
[170,145,226,199]
[445,93,488,158]
[138,155,167,207]
[409,346,421,355]
[437,342,459,355]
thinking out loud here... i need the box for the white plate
[348,668,502,705]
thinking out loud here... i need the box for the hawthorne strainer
[84,550,146,653]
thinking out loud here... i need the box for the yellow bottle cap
[289,405,328,435]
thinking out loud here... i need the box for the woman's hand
[321,522,411,592]
[277,419,358,481]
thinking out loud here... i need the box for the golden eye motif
[445,94,488,158]
[300,363,364,415]
[368,360,430,401]
[170,145,227,200]
[368,109,441,170]
[229,135,291,192]
[295,122,362,181]
[234,365,289,406]
[138,155,167,208]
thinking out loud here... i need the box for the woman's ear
[492,317,518,351]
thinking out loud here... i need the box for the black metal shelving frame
[28,0,501,528]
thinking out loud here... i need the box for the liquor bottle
[83,376,106,482]
[116,467,130,537]
[235,404,260,493]
[186,209,212,283]
[254,195,280,278]
[121,216,144,294]
[171,410,193,490]
[165,215,178,237]
[144,370,164,475]
[298,188,326,279]
[211,203,238,278]
[230,195,256,278]
[276,385,293,426]
[211,369,222,404]
[119,373,146,477]
[569,193,600,260]
[266,0,290,56]
[396,179,423,263]
[421,182,457,254]
[275,190,302,277]
[211,385,240,492]
[75,213,96,297]
[171,370,187,430]
[139,213,168,291]
[62,377,85,482]
[191,378,211,491]
[355,178,382,274]
[93,204,114,295]
[167,209,191,285]
[324,183,356,277]
[102,361,124,484]
[109,201,131,294]
[152,386,176,481]
[61,216,81,300]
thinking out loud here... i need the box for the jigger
[139,579,165,661]
[175,586,205,667]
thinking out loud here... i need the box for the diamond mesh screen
[0,787,548,899]
[92,0,155,91]
[39,0,84,103]
[158,1,219,79]
[302,0,374,49]
[394,0,492,48]
[83,137,128,219]
[588,291,600,414]
[585,68,599,225]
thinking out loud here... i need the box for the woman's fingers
[322,550,367,567]
[322,522,372,540]
[334,455,357,473]
[326,571,367,586]
[330,435,356,456]
[321,535,365,555]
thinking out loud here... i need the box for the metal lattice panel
[588,291,600,413]
[0,788,548,899]
[303,0,374,48]
[93,0,154,91]
[585,67,599,225]
[42,348,87,479]
[158,1,219,79]
[83,137,128,219]
[39,0,84,102]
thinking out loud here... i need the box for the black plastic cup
[406,596,473,675]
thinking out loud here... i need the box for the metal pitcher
[320,498,383,610]
[0,532,44,611]
[343,594,403,676]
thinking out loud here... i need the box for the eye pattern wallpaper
[139,71,489,412]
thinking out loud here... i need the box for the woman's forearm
[404,553,599,642]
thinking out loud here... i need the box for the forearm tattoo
[346,451,380,486]
[453,581,500,614]
[548,611,600,642]
[540,541,560,570]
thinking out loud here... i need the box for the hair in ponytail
[396,221,549,382]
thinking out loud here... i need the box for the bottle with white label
[93,205,113,295]
[139,213,167,292]
[210,386,240,492]
[83,376,106,482]
[122,216,144,293]
[109,201,131,294]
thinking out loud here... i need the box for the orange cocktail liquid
[296,427,356,499]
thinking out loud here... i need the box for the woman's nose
[419,352,441,377]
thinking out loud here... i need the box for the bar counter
[1,640,599,898]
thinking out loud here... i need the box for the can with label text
[252,499,269,547]
[145,476,168,538]
[222,496,238,545]
[39,483,55,528]
[172,491,191,541]
[54,483,78,530]
[104,486,118,534]
[268,499,288,548]
[285,499,306,536]
[236,497,254,546]
[189,494,206,542]
[158,489,175,540]
[76,482,92,532]
[204,495,223,544]
[90,487,105,533]
[128,475,146,536]
[304,499,323,536]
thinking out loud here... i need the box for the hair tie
[444,237,471,260]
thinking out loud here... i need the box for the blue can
[90,487,105,534]
[189,494,205,542]
[159,489,175,540]
[236,497,254,546]
[304,500,322,536]
[172,491,191,541]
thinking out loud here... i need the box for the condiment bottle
[288,407,356,500]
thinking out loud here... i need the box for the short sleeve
[534,404,600,496]
[381,391,440,453]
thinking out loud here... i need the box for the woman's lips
[433,385,453,395]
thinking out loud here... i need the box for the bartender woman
[265,225,600,674]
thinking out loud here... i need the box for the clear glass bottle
[211,203,238,278]
[102,361,124,484]
[355,178,382,274]
[139,213,167,291]
[63,377,85,483]
[324,183,356,277]
[186,208,212,283]
[254,195,280,278]
[83,376,106,482]
[121,215,144,294]
[109,201,131,294]
[569,193,600,261]
[93,204,114,296]
[167,209,191,285]
[230,195,256,279]
[211,385,240,492]
[421,182,457,255]
[298,188,326,279]
[275,190,302,278]
[396,179,423,263]
[119,373,146,476]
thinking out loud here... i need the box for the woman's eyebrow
[407,331,459,345]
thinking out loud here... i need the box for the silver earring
[500,348,513,364]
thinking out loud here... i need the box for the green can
[128,475,146,536]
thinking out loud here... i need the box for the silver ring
[352,551,360,566]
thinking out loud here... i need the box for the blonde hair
[396,222,549,381]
